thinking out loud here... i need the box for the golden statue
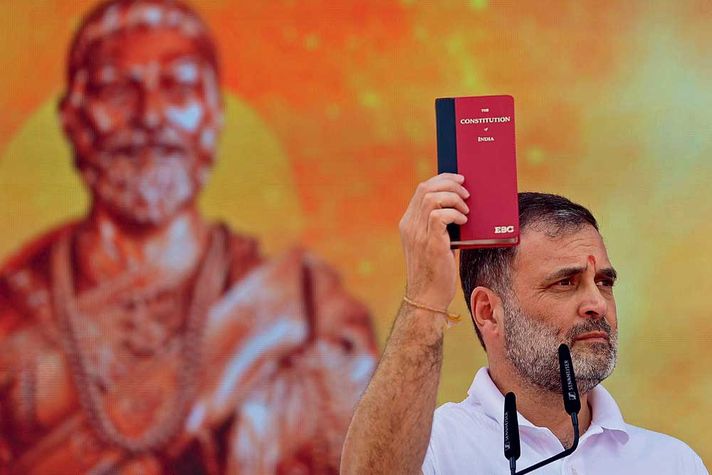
[0,1,378,473]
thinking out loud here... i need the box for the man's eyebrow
[599,267,618,281]
[163,52,203,65]
[544,266,618,282]
[544,266,586,282]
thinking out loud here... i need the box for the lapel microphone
[559,343,581,416]
[503,392,521,475]
[503,343,581,474]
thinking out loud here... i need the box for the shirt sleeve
[421,438,438,475]
[690,451,709,475]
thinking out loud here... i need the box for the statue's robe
[0,223,378,474]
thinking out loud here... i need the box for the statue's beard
[78,127,213,226]
[502,293,618,395]
[82,146,204,226]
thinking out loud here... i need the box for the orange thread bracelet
[403,296,463,326]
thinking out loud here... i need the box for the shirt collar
[466,367,630,443]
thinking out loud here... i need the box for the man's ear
[58,71,87,142]
[58,92,72,138]
[470,286,504,345]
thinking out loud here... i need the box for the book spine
[435,97,460,243]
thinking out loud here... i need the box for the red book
[435,95,519,249]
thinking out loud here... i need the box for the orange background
[1,0,710,466]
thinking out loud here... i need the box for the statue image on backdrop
[0,0,378,473]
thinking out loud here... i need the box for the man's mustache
[567,319,614,341]
[100,128,189,155]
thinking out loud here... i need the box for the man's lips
[574,331,609,342]
[109,144,186,155]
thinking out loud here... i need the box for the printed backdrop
[1,0,710,466]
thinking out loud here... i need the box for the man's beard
[81,129,209,226]
[502,293,618,395]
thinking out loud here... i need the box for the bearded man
[0,0,377,473]
[342,174,707,474]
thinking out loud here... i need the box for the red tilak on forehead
[588,255,597,270]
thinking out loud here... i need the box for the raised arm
[340,173,469,474]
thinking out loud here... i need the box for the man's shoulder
[223,225,346,288]
[432,398,495,435]
[424,398,506,474]
[0,224,71,332]
[0,223,72,278]
[433,400,477,419]
[624,422,704,456]
[616,422,707,473]
[218,225,375,338]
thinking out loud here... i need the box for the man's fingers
[415,174,469,200]
[422,191,469,215]
[401,174,470,242]
[436,173,465,183]
[427,208,468,233]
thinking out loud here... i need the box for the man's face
[502,225,618,394]
[61,27,222,225]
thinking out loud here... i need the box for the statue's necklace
[51,227,228,454]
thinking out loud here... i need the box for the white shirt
[422,368,708,475]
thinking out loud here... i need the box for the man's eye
[162,77,197,100]
[556,279,574,286]
[596,279,615,288]
[89,80,134,99]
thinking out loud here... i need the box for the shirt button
[571,468,578,475]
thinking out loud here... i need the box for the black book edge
[435,97,460,243]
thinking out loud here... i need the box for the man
[341,174,708,474]
[0,0,377,473]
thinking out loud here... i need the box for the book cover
[436,95,519,249]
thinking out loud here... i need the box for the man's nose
[578,282,608,319]
[137,87,163,130]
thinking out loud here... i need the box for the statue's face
[61,27,223,225]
